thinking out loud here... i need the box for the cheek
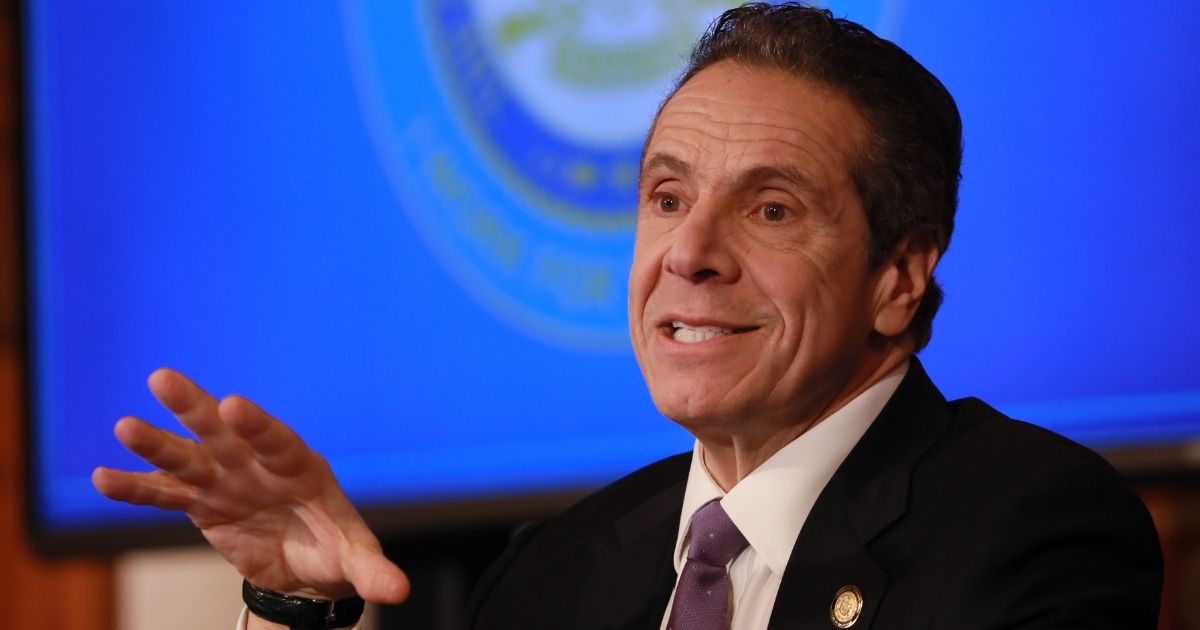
[751,251,825,314]
[784,267,874,347]
[627,238,665,348]
[753,249,868,340]
[628,230,668,303]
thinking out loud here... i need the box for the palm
[92,369,409,603]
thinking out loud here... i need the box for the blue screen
[24,1,1200,536]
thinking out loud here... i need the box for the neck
[698,348,910,491]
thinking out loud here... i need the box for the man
[94,4,1162,629]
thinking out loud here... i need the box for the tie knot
[685,499,748,567]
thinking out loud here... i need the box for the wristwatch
[242,580,366,630]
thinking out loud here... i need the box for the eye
[656,194,681,213]
[760,203,788,222]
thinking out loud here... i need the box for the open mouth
[669,320,758,344]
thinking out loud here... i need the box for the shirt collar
[671,360,909,576]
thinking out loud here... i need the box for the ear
[871,229,940,338]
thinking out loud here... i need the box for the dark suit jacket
[465,361,1163,629]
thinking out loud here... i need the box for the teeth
[671,321,733,343]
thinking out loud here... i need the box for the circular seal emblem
[831,584,864,628]
[341,1,903,350]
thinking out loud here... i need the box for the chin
[649,382,745,429]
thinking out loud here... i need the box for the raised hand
[92,369,409,604]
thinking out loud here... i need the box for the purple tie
[667,499,749,630]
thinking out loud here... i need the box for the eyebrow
[640,152,817,193]
[640,152,691,181]
[735,164,817,193]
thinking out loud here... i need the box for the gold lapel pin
[830,585,863,628]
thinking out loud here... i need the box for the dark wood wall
[0,2,115,627]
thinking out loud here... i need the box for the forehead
[643,61,868,185]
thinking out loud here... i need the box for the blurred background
[3,1,1199,628]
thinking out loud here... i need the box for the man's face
[629,60,886,433]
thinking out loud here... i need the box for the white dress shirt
[660,362,907,630]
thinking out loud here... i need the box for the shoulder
[841,364,1162,628]
[464,452,689,629]
[902,395,1155,542]
[546,451,691,536]
[936,396,1116,470]
[923,396,1134,499]
[903,397,1163,628]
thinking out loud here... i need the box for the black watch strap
[242,580,366,630]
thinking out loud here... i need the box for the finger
[113,416,217,487]
[219,395,317,478]
[148,368,249,468]
[92,467,199,511]
[345,547,410,604]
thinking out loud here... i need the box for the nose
[661,205,740,284]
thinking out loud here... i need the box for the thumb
[346,547,410,604]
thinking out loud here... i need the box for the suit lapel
[575,470,686,630]
[768,360,950,630]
